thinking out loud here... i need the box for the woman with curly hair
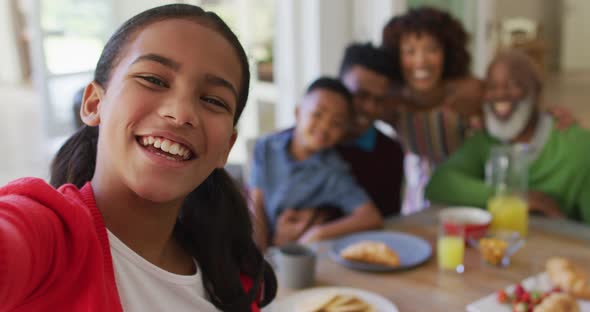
[379,7,482,212]
[382,6,482,165]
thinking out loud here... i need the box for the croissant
[546,257,590,300]
[340,241,400,268]
[533,293,580,312]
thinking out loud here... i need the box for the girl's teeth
[139,135,192,159]
[169,143,180,155]
[160,140,171,152]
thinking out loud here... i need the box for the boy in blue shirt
[249,77,383,250]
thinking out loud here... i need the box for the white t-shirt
[107,230,220,312]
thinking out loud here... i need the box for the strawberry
[507,294,516,302]
[497,290,508,303]
[514,284,526,298]
[530,291,542,305]
[520,292,531,303]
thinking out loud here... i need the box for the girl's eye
[138,75,169,88]
[202,96,230,111]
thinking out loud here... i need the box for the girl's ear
[216,129,238,168]
[81,82,104,126]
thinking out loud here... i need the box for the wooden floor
[1,71,589,186]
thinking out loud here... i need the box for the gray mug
[275,243,316,289]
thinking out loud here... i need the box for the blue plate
[329,231,432,272]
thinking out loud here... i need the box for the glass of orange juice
[437,219,465,273]
[486,145,530,236]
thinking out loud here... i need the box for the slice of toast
[296,292,339,312]
[296,293,375,312]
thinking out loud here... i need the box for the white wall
[471,0,496,78]
[561,0,590,71]
[274,0,353,128]
[112,0,174,27]
[0,0,24,84]
[353,0,405,45]
[274,0,403,128]
[494,0,563,72]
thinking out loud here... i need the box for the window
[191,0,275,82]
[41,0,110,74]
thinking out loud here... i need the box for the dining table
[270,207,590,311]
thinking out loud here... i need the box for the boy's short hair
[306,76,353,104]
[339,42,396,81]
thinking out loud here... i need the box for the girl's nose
[160,97,199,128]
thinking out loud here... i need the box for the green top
[425,116,590,224]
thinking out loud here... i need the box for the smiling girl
[0,4,275,312]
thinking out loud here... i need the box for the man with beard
[426,50,590,224]
[336,43,405,217]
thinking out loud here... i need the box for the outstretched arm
[546,106,579,130]
[443,77,485,116]
[0,196,58,310]
[384,77,484,131]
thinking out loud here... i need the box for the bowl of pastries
[469,230,525,267]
